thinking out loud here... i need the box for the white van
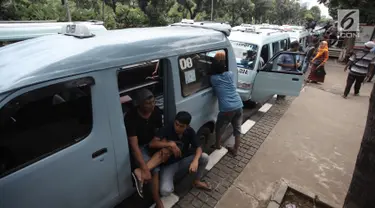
[229,26,292,102]
[283,26,310,51]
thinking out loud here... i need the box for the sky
[300,0,332,18]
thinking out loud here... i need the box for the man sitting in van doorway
[149,111,212,197]
[276,41,302,101]
[125,88,170,207]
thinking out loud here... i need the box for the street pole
[102,0,105,21]
[211,0,214,21]
[62,0,72,22]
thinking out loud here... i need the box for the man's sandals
[131,171,144,198]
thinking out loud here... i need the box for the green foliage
[319,0,375,24]
[0,0,326,28]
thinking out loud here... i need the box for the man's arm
[344,54,355,71]
[189,130,203,172]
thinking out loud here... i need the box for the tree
[318,0,375,24]
[343,83,375,208]
[309,5,321,21]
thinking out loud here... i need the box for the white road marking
[273,94,277,98]
[149,193,179,208]
[205,147,228,171]
[259,103,272,113]
[241,120,256,134]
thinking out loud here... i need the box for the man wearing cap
[124,88,169,207]
[343,41,375,98]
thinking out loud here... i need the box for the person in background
[277,41,302,72]
[210,51,243,155]
[125,89,169,208]
[343,41,375,98]
[302,43,316,74]
[276,41,302,101]
[307,41,329,84]
[152,111,211,197]
[366,41,375,82]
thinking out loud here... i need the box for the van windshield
[231,41,259,70]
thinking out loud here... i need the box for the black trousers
[344,73,366,96]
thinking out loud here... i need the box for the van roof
[0,21,107,41]
[0,26,228,94]
[228,30,289,45]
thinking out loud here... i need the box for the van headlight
[237,81,252,89]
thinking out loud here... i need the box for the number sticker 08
[179,57,193,70]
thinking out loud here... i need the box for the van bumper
[237,88,251,101]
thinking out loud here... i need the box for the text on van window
[178,49,227,97]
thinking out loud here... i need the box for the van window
[231,41,259,70]
[280,39,287,51]
[0,78,94,177]
[260,44,270,62]
[117,60,164,115]
[272,42,280,54]
[179,49,227,97]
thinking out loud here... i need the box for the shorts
[138,145,160,174]
[216,108,243,137]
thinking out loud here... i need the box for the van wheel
[243,100,257,109]
[197,127,212,148]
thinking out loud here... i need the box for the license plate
[238,68,249,75]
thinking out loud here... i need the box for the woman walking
[307,41,329,83]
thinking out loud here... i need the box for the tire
[243,100,257,108]
[197,126,212,148]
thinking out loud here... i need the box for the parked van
[0,20,107,46]
[0,21,238,208]
[282,26,310,51]
[0,22,304,208]
[230,26,303,102]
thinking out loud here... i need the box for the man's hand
[296,62,301,68]
[189,160,199,173]
[168,141,181,158]
[141,166,152,182]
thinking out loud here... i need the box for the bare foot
[193,180,212,191]
[227,147,238,156]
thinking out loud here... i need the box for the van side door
[250,51,304,102]
[0,73,119,208]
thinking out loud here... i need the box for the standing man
[276,41,302,100]
[210,51,243,155]
[343,41,375,98]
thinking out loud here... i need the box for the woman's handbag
[314,65,326,77]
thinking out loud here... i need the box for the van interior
[117,60,164,118]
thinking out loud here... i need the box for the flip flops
[131,172,144,198]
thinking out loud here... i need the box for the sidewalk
[216,60,373,208]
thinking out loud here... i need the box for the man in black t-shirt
[124,89,170,207]
[149,111,212,197]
